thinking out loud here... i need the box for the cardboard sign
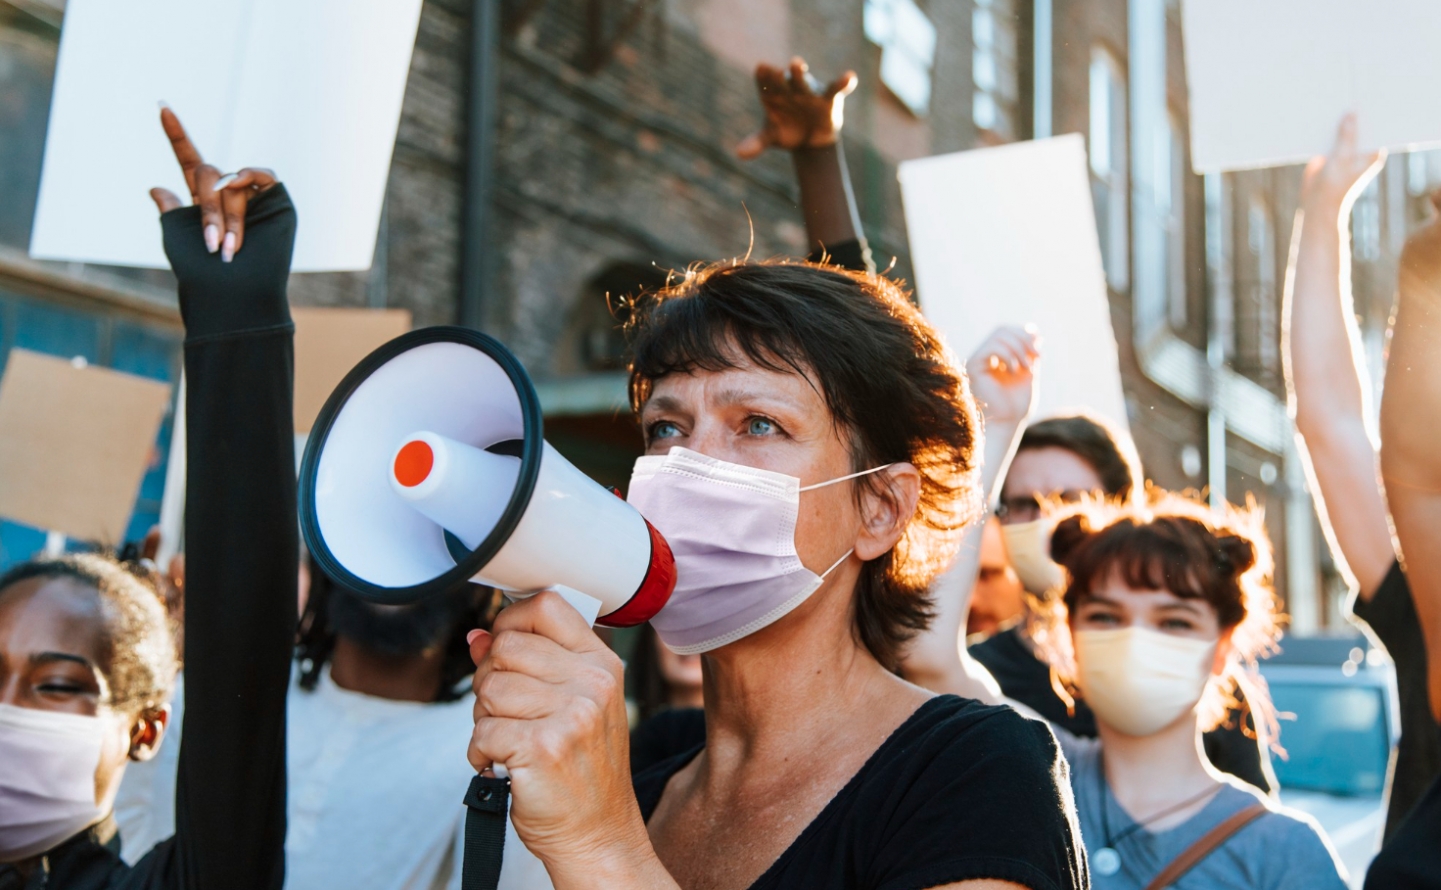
[1183,0,1441,173]
[292,307,412,433]
[898,135,1129,432]
[29,0,424,271]
[0,350,172,543]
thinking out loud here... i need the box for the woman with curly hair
[1024,494,1346,889]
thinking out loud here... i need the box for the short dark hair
[295,555,497,703]
[625,259,981,670]
[1013,413,1142,502]
[0,553,177,714]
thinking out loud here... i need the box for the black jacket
[0,186,297,889]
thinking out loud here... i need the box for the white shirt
[114,668,553,890]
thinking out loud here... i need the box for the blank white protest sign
[1182,0,1441,173]
[29,0,424,272]
[898,134,1129,433]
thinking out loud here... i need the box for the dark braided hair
[294,555,499,703]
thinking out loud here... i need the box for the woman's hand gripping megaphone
[466,591,653,873]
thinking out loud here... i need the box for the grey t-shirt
[1056,731,1347,889]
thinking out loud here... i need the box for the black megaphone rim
[298,326,544,605]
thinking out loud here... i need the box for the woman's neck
[1097,714,1219,831]
[696,572,929,780]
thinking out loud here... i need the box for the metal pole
[460,0,500,329]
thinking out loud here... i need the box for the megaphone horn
[299,327,674,627]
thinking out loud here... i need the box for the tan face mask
[1000,517,1066,595]
[1073,627,1218,737]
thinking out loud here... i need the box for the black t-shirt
[633,696,1087,890]
[1364,771,1441,889]
[1350,561,1441,841]
[968,626,1274,793]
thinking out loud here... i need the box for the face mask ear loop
[818,549,855,579]
[799,463,895,492]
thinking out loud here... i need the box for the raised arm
[1380,189,1441,721]
[1283,115,1394,596]
[150,109,295,890]
[901,326,1039,700]
[737,58,873,272]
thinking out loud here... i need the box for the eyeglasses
[994,489,1090,524]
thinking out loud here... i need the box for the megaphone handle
[461,773,511,890]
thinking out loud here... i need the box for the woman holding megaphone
[463,254,1084,887]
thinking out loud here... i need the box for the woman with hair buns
[983,494,1345,889]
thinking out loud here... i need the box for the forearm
[1287,196,1395,594]
[1287,198,1372,427]
[1381,264,1441,720]
[166,187,297,889]
[793,143,865,260]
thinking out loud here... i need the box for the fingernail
[204,224,219,254]
[467,629,487,646]
[158,100,171,111]
[220,231,237,263]
[213,173,237,191]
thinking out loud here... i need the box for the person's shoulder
[881,695,1066,784]
[1216,781,1348,880]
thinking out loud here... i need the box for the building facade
[1,0,1431,630]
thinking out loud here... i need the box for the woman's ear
[1210,627,1236,677]
[854,462,921,561]
[128,704,171,762]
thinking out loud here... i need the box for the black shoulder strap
[461,774,512,890]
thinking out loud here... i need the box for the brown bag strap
[1141,803,1269,890]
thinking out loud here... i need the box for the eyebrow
[1078,593,1205,615]
[31,651,98,671]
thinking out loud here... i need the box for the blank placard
[0,350,172,544]
[29,0,424,272]
[898,135,1129,432]
[1183,0,1441,173]
[293,307,413,434]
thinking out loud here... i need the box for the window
[865,0,937,117]
[1089,46,1129,292]
[971,0,1022,141]
[1236,195,1278,379]
[553,262,669,377]
[1161,113,1187,328]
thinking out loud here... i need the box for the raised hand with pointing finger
[150,106,277,262]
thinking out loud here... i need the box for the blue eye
[747,417,777,436]
[650,420,681,439]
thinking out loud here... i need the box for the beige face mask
[1000,517,1066,595]
[1073,627,1218,737]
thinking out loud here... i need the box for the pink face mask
[626,446,891,654]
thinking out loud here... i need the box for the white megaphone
[298,327,674,627]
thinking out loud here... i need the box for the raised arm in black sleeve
[125,185,298,890]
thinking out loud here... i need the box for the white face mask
[1072,627,1218,737]
[1000,517,1066,595]
[627,446,890,654]
[0,703,107,861]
